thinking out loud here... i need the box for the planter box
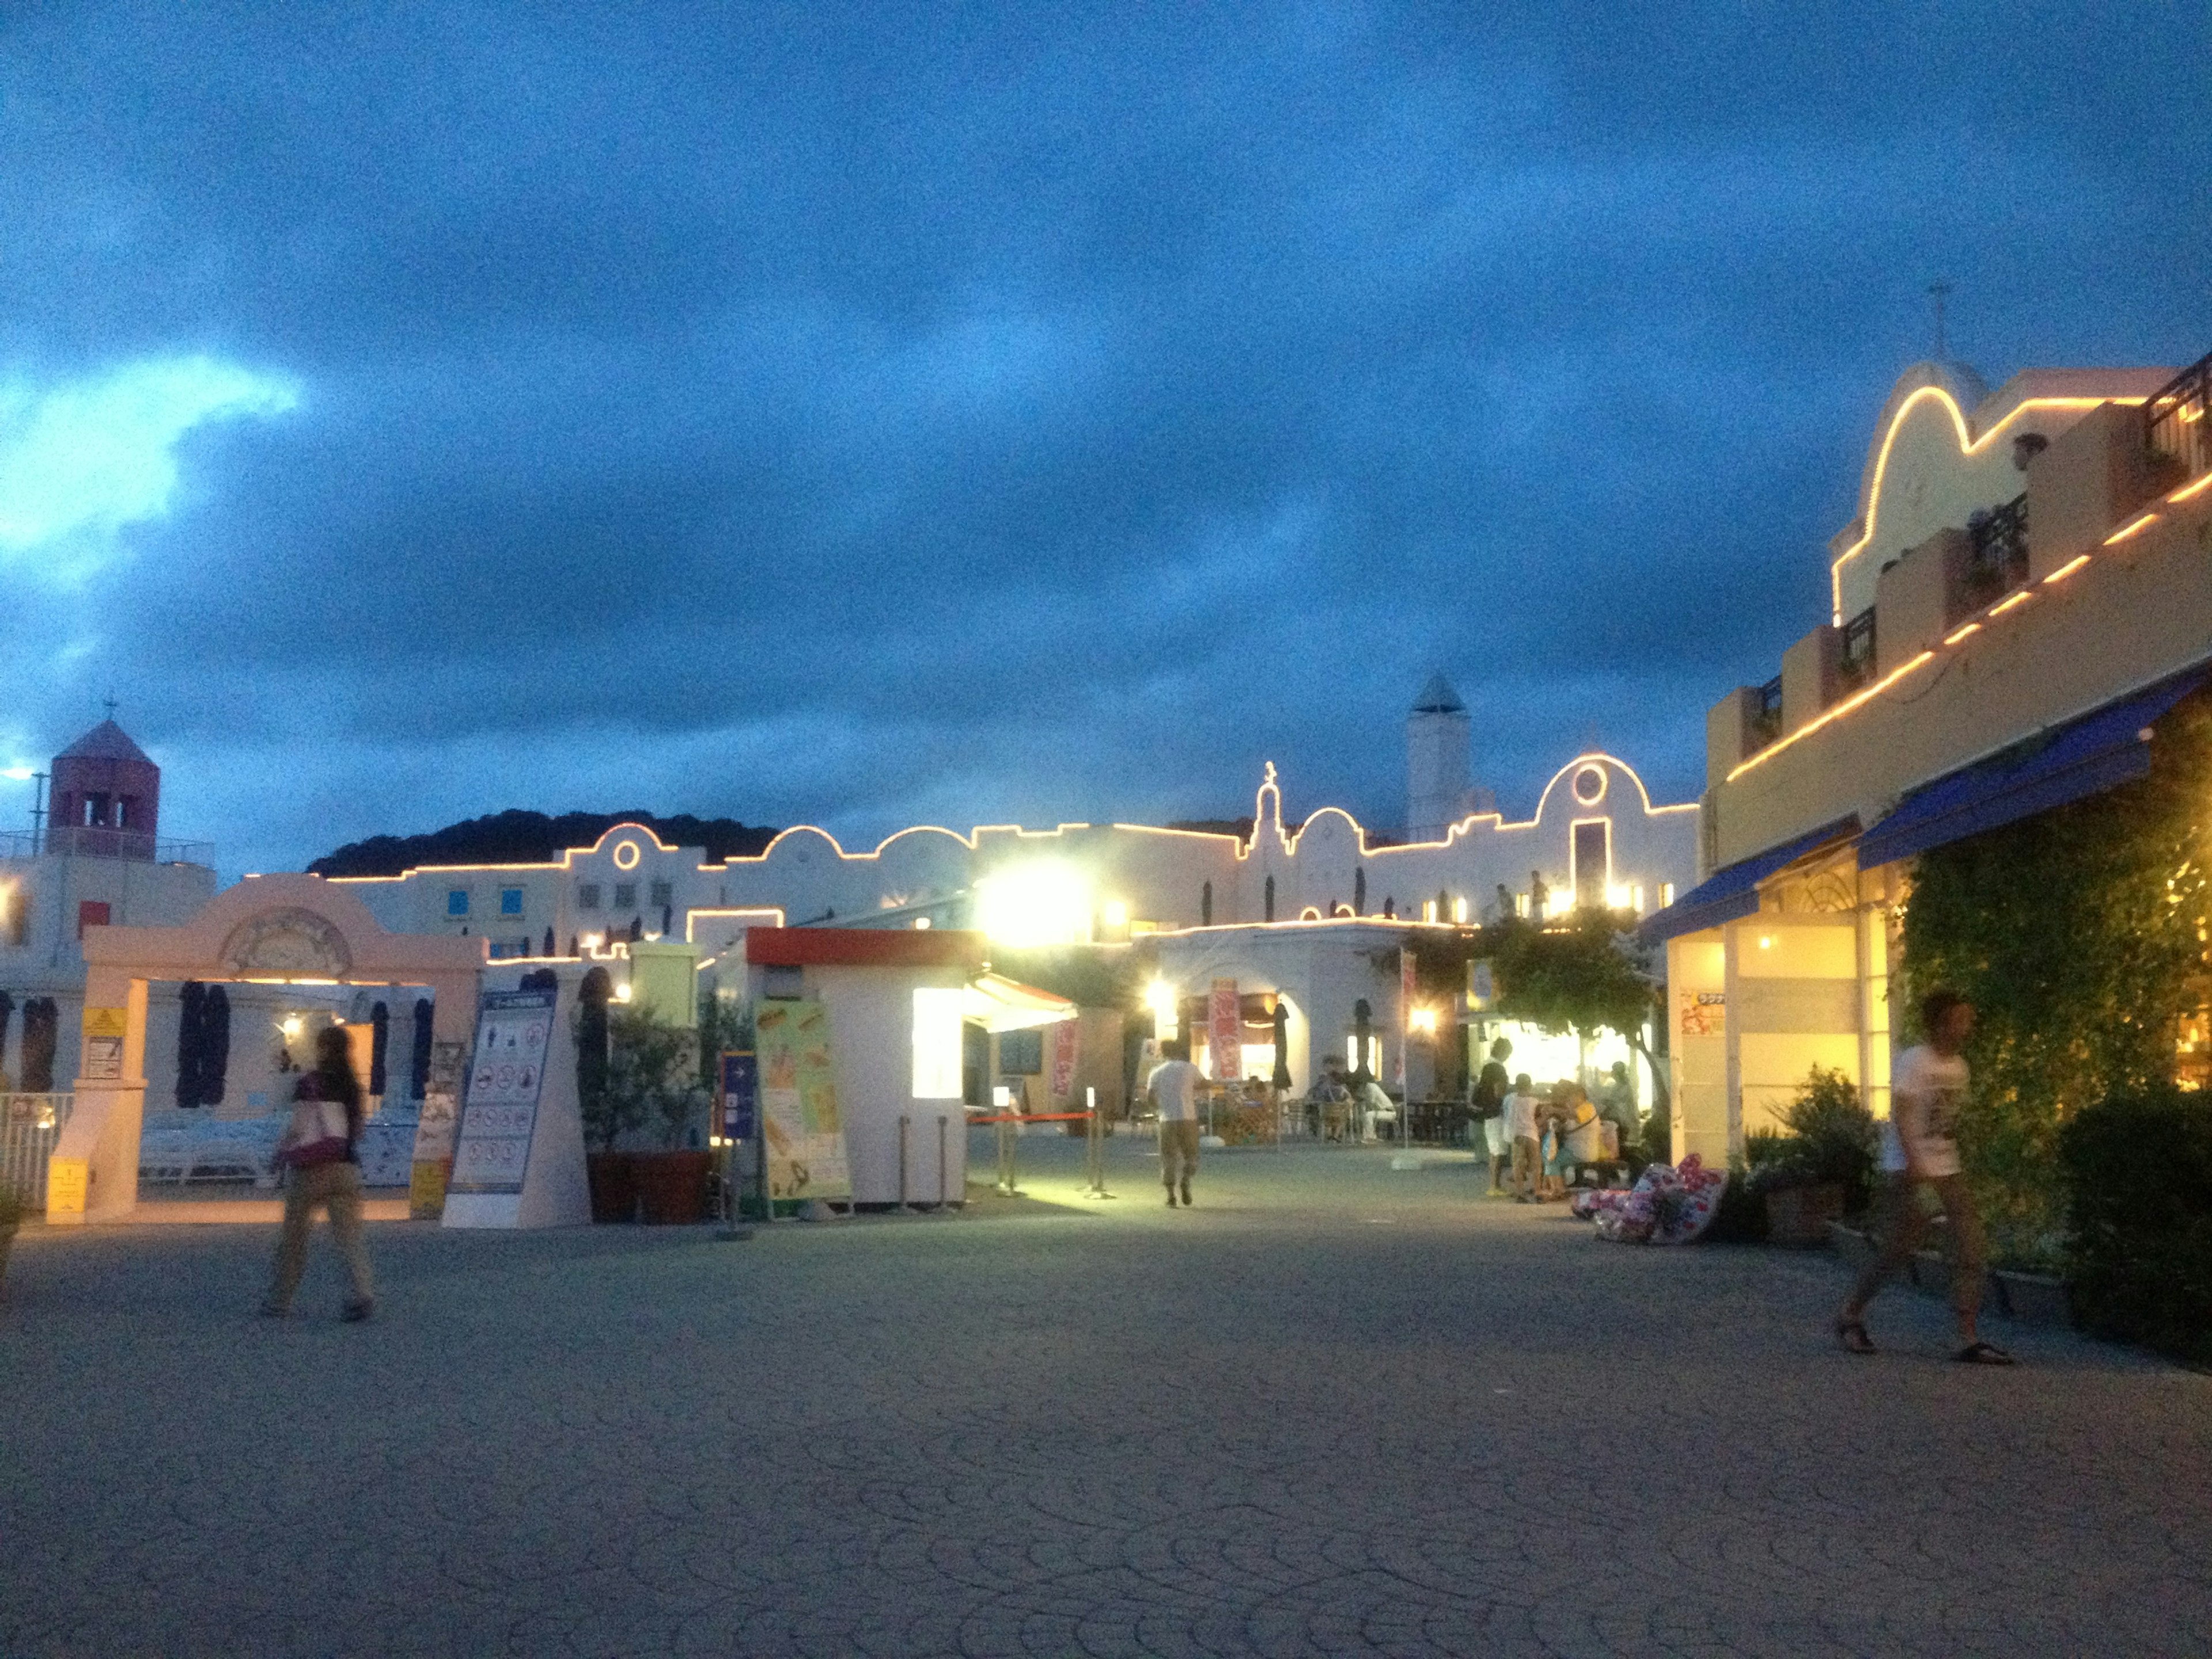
[633,1150,713,1225]
[586,1152,637,1224]
[1994,1268,2073,1327]
[1765,1183,1846,1248]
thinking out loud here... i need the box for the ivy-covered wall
[1898,700,2212,1267]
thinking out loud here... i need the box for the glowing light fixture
[2105,511,2160,546]
[975,863,1092,948]
[1943,622,1983,645]
[2043,554,2092,585]
[613,982,634,1003]
[1101,898,1129,930]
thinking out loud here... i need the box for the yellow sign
[47,1157,89,1214]
[408,1159,450,1218]
[83,1007,128,1037]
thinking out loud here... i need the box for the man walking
[1834,989,2013,1363]
[1148,1038,1204,1208]
[1473,1037,1512,1192]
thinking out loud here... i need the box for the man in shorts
[1834,989,2013,1365]
[1147,1039,1204,1208]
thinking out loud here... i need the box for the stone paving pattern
[4,1135,2210,1657]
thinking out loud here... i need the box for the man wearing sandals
[1834,988,2014,1365]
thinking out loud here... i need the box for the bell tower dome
[50,715,160,860]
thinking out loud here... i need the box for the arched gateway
[47,874,486,1225]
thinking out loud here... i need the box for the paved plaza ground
[4,1131,2210,1658]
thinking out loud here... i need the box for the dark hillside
[310,809,780,876]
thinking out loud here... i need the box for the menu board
[448,988,556,1195]
[755,999,851,1202]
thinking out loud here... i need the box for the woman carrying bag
[262,1025,376,1322]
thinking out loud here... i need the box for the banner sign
[720,1050,759,1141]
[1680,990,1726,1037]
[409,1037,470,1218]
[449,988,556,1195]
[81,1006,127,1082]
[1397,949,1416,1088]
[756,999,851,1201]
[1050,1020,1079,1099]
[1209,978,1240,1085]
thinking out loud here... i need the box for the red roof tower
[50,718,160,859]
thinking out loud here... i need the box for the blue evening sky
[2,3,2206,876]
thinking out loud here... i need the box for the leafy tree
[1490,911,1669,1111]
[605,1002,710,1151]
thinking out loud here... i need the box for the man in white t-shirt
[1147,1039,1204,1208]
[1835,989,2013,1364]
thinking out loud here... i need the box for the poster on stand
[755,999,851,1202]
[409,1037,469,1217]
[448,989,556,1196]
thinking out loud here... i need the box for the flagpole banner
[1209,978,1240,1085]
[756,999,852,1202]
[449,988,557,1196]
[1050,1019,1080,1099]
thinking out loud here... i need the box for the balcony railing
[1748,676,1783,749]
[2146,349,2211,488]
[1838,605,1877,693]
[0,828,215,865]
[1961,493,2029,612]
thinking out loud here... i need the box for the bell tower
[50,713,161,860]
[1406,673,1472,840]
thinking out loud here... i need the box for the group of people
[1306,1054,1399,1143]
[1468,1039,1641,1202]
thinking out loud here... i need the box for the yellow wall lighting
[2105,510,2160,546]
[1727,652,1936,782]
[2042,554,2092,585]
[2168,470,2212,506]
[1942,622,1982,646]
[1828,389,2127,620]
[1988,589,2034,616]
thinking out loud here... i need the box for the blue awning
[1857,668,2209,870]
[1638,815,1860,944]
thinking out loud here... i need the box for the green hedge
[2061,1088,2212,1366]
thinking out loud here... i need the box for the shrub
[607,1003,709,1151]
[2060,1087,2212,1366]
[1772,1066,1879,1214]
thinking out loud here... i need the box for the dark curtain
[21,997,59,1092]
[369,1001,389,1096]
[543,926,555,957]
[0,990,13,1086]
[202,986,230,1107]
[409,998,434,1100]
[176,980,205,1107]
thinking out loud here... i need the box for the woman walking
[263,1025,376,1322]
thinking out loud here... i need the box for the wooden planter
[586,1152,637,1224]
[632,1150,713,1225]
[1764,1182,1846,1247]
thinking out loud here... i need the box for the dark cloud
[1,1,2206,873]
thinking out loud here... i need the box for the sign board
[755,999,851,1202]
[1050,1020,1079,1099]
[47,1156,88,1215]
[1680,990,1725,1037]
[81,1006,127,1082]
[410,1037,471,1218]
[719,1050,759,1141]
[449,989,557,1195]
[1467,959,1495,1010]
[1208,979,1240,1085]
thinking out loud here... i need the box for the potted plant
[578,975,643,1222]
[1756,1067,1878,1247]
[608,1003,713,1225]
[0,1185,24,1296]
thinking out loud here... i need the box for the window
[82,792,110,826]
[1660,882,1676,907]
[77,900,110,939]
[999,1029,1044,1074]
[1573,821,1610,910]
[763,964,804,1000]
[577,883,601,910]
[446,889,470,917]
[1450,896,1468,925]
[4,887,28,946]
[613,882,637,910]
[500,888,524,916]
[1422,899,1438,923]
[649,880,673,908]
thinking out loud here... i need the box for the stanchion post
[938,1112,949,1207]
[898,1113,911,1211]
